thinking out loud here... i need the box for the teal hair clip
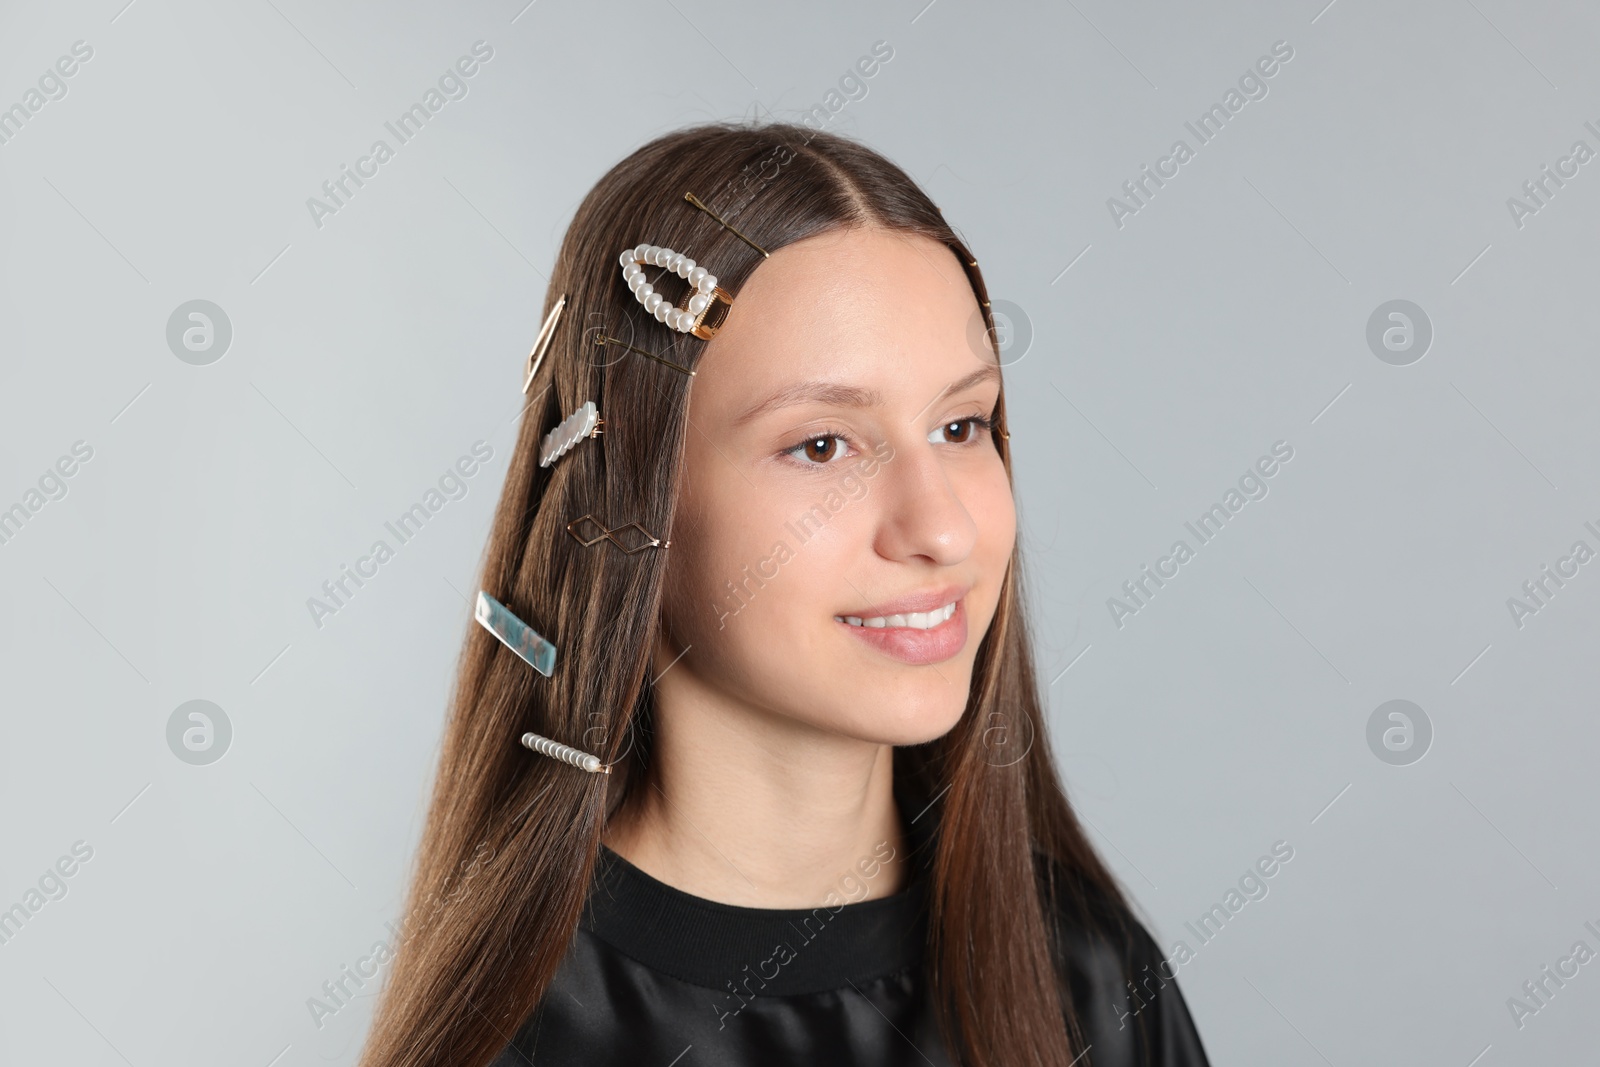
[474,591,557,676]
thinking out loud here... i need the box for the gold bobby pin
[684,192,770,258]
[523,294,568,394]
[594,334,696,377]
[963,249,1000,415]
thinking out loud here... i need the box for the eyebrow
[734,363,1000,426]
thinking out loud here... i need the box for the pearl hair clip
[619,244,734,339]
[539,400,603,467]
[521,731,610,775]
[611,190,771,341]
[475,594,609,774]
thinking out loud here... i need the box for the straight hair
[358,119,1141,1067]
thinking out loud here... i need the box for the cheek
[967,461,1017,624]
[973,460,1016,555]
[663,479,817,647]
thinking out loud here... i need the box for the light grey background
[2,0,1597,1063]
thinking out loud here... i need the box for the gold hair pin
[539,401,604,467]
[594,334,696,376]
[523,294,567,394]
[684,191,770,258]
[567,514,671,553]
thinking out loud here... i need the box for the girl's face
[654,225,1015,747]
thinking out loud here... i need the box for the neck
[602,684,908,908]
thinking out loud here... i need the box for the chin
[832,698,968,748]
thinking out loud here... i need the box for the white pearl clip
[521,730,609,775]
[618,244,734,339]
[539,400,603,468]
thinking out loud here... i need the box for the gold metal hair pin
[684,191,770,258]
[594,334,696,376]
[567,514,671,553]
[523,295,568,394]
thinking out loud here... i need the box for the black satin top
[490,833,1212,1067]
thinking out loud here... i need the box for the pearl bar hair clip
[539,400,603,467]
[619,244,734,339]
[521,731,610,775]
[476,591,610,774]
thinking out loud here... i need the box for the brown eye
[929,415,995,446]
[801,436,840,463]
[783,431,853,466]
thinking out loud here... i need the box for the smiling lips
[833,596,968,665]
[835,602,956,629]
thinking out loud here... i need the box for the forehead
[695,226,988,407]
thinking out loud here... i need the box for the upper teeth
[835,602,956,629]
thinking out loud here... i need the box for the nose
[869,435,978,567]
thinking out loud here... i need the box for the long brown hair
[358,120,1140,1067]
